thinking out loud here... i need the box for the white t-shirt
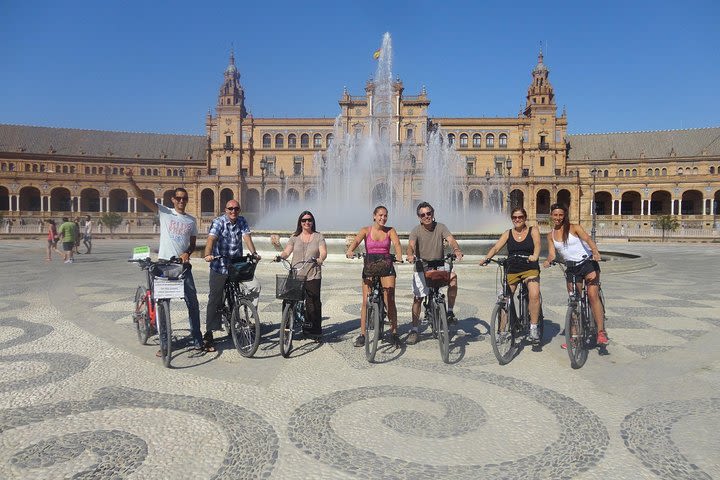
[157,203,197,260]
[84,220,93,236]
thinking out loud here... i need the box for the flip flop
[203,340,217,352]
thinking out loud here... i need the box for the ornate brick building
[1,51,718,234]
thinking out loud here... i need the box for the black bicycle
[215,254,262,357]
[129,257,185,368]
[484,255,545,365]
[274,256,318,358]
[418,253,456,364]
[551,256,606,369]
[353,253,399,363]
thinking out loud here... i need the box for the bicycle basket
[276,274,306,300]
[424,269,450,288]
[362,254,393,278]
[152,264,184,280]
[228,259,257,282]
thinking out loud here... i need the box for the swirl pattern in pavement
[289,378,609,479]
[0,386,278,479]
[9,430,147,479]
[0,353,90,393]
[0,317,53,350]
[620,398,719,480]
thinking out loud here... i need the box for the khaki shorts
[506,269,540,286]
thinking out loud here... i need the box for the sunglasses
[226,207,240,212]
[301,218,313,223]
[418,212,433,218]
[174,196,188,202]
[511,216,525,220]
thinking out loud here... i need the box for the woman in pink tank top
[346,205,404,348]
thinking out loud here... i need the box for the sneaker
[406,330,419,345]
[529,327,540,342]
[391,333,402,348]
[597,330,609,345]
[63,259,71,264]
[447,311,457,324]
[354,335,365,347]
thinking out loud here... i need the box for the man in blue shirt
[202,199,261,351]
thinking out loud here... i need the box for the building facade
[1,51,718,234]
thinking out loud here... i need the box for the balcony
[539,142,550,150]
[223,142,234,151]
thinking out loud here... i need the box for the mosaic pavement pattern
[0,240,718,479]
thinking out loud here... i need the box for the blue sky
[1,0,718,135]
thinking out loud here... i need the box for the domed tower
[523,48,556,117]
[218,51,247,116]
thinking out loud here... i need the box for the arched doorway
[286,188,300,203]
[109,189,128,212]
[80,188,100,212]
[650,190,671,215]
[163,190,175,207]
[138,189,155,213]
[469,189,483,210]
[0,186,9,211]
[245,189,260,213]
[595,191,612,215]
[556,189,571,210]
[681,190,703,215]
[621,191,641,215]
[509,189,524,210]
[51,187,72,211]
[19,186,41,211]
[536,189,550,215]
[305,188,317,202]
[489,189,503,213]
[372,183,389,205]
[201,188,215,216]
[265,189,279,211]
[220,188,234,207]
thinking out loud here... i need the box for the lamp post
[590,167,598,242]
[279,169,286,207]
[505,156,513,212]
[179,168,185,186]
[259,159,267,213]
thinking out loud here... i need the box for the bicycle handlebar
[350,252,402,263]
[274,256,318,272]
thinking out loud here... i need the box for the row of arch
[262,133,334,150]
[0,162,197,178]
[448,132,508,149]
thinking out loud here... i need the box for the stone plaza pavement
[0,238,718,479]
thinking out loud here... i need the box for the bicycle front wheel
[279,302,294,358]
[490,303,516,365]
[133,286,150,345]
[231,299,261,357]
[156,300,172,368]
[365,301,381,363]
[436,302,450,364]
[565,305,588,369]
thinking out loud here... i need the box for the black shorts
[565,260,600,283]
[362,254,396,278]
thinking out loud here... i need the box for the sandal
[203,340,217,352]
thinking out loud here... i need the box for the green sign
[132,246,151,260]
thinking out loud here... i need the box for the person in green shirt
[58,216,77,264]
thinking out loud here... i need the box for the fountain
[258,32,508,237]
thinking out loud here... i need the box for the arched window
[288,134,297,148]
[625,169,630,176]
[499,133,508,148]
[647,168,653,176]
[711,166,716,174]
[692,167,698,175]
[486,134,494,148]
[447,133,455,145]
[166,169,171,176]
[92,167,97,174]
[677,167,684,175]
[313,133,322,148]
[85,167,91,174]
[603,170,608,177]
[661,168,667,175]
[153,169,159,176]
[459,133,468,148]
[654,168,660,176]
[140,168,146,176]
[631,169,637,176]
[473,134,481,147]
[301,134,309,149]
[327,133,334,146]
[618,170,624,177]
[275,134,284,148]
[262,134,271,148]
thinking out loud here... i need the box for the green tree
[99,212,124,237]
[654,214,680,242]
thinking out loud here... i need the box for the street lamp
[259,158,267,213]
[505,156,512,211]
[279,168,286,207]
[179,168,185,186]
[590,168,598,242]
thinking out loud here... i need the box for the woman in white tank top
[543,203,608,346]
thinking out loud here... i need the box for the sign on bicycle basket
[153,278,184,299]
[132,246,151,260]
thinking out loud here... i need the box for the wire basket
[276,274,306,301]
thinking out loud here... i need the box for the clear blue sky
[1,0,718,135]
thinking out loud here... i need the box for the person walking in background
[58,216,76,264]
[83,215,93,254]
[45,219,62,261]
[73,217,82,255]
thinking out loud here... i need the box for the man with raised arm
[126,170,203,351]
[202,199,261,352]
[405,201,464,345]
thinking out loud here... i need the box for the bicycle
[352,253,399,363]
[417,253,456,364]
[130,257,185,368]
[484,255,545,365]
[550,256,606,369]
[214,254,262,357]
[274,256,318,358]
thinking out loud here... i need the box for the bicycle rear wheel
[565,304,588,369]
[231,299,261,357]
[490,302,516,365]
[133,286,151,345]
[279,302,294,358]
[156,300,172,368]
[436,301,450,364]
[365,301,381,363]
